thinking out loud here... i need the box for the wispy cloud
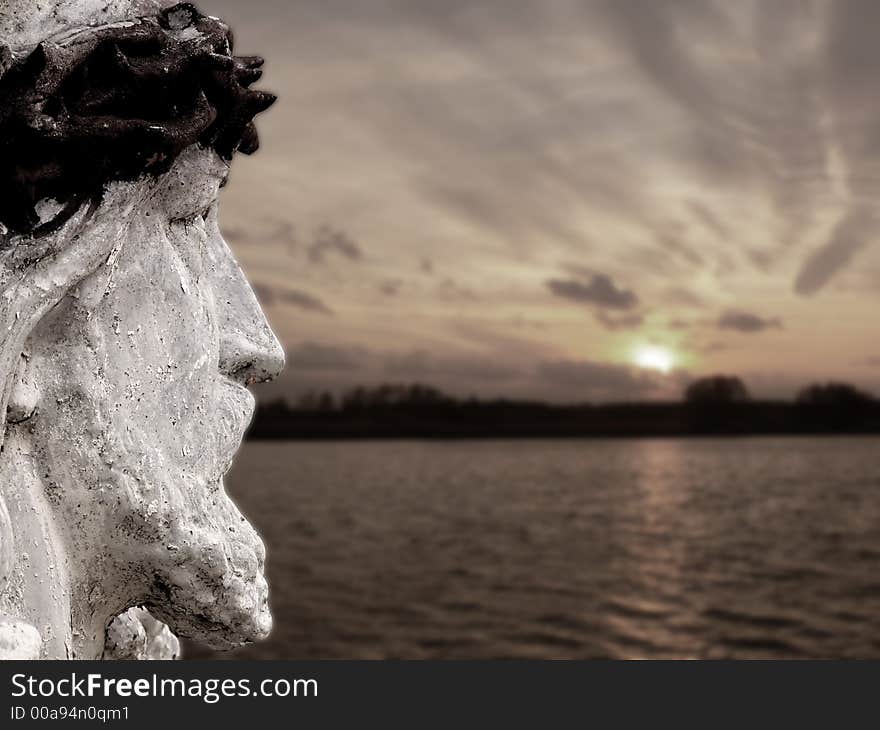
[379,279,404,297]
[252,283,334,315]
[203,0,880,400]
[547,274,639,311]
[307,225,363,264]
[286,341,364,370]
[795,206,875,296]
[718,310,782,334]
[595,311,644,332]
[535,359,667,401]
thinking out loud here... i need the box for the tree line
[248,376,880,439]
[288,376,877,412]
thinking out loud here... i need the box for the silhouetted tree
[405,383,448,406]
[317,391,336,411]
[340,383,454,410]
[296,390,321,411]
[684,375,750,405]
[342,386,369,411]
[796,382,874,405]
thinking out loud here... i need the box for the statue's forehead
[152,145,229,218]
[0,1,168,50]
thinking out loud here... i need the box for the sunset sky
[203,0,880,403]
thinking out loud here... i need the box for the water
[185,437,880,659]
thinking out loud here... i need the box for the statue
[0,0,284,659]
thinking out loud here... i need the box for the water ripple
[185,437,880,659]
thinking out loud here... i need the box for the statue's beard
[145,479,273,650]
[139,378,273,649]
[26,363,271,649]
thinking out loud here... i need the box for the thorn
[238,123,260,155]
[244,90,277,115]
[205,53,235,71]
[236,64,263,86]
[237,56,265,70]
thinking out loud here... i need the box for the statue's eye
[170,205,215,229]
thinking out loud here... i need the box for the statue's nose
[208,226,285,385]
[220,324,285,386]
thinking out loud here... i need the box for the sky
[201,0,880,403]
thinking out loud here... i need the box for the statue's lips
[213,377,256,481]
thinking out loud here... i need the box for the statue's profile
[0,0,284,659]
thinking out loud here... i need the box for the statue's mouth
[212,376,256,482]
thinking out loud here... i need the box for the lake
[185,437,880,659]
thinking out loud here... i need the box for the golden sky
[203,0,880,402]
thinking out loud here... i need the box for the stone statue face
[0,2,284,658]
[12,147,284,650]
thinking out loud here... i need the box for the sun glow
[633,345,675,374]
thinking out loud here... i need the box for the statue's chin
[149,571,272,650]
[144,512,273,649]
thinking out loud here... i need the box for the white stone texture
[0,1,284,659]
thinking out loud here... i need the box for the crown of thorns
[0,2,276,238]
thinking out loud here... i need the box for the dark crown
[0,3,276,237]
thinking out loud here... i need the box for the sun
[633,345,675,374]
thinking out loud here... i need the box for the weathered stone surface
[0,618,42,660]
[103,608,180,660]
[0,1,283,660]
[0,1,163,51]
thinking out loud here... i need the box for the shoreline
[247,401,880,441]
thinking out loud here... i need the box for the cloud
[380,279,403,296]
[307,225,363,264]
[203,0,880,400]
[662,287,706,309]
[653,231,705,269]
[251,282,334,315]
[687,199,731,243]
[267,340,681,403]
[250,283,278,307]
[595,311,643,331]
[437,278,479,302]
[535,359,666,401]
[794,207,875,296]
[546,274,639,310]
[220,225,247,244]
[717,309,782,334]
[384,349,523,382]
[699,340,727,355]
[509,315,546,331]
[281,289,335,315]
[222,219,297,252]
[286,341,364,370]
